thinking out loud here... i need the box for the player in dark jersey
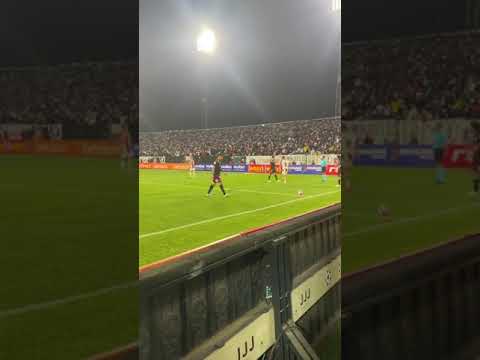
[470,121,480,197]
[120,122,132,169]
[267,155,279,182]
[207,155,228,197]
[472,143,480,196]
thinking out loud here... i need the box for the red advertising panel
[248,164,281,173]
[326,165,339,176]
[443,145,475,168]
[0,140,121,157]
[139,162,190,170]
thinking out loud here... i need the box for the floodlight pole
[333,4,341,118]
[199,61,210,129]
[197,28,216,129]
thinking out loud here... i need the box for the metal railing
[139,204,341,360]
[342,233,480,360]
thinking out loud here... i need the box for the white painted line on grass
[0,281,137,319]
[231,188,297,197]
[344,203,480,238]
[140,190,340,239]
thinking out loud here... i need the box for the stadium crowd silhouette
[343,31,480,121]
[140,118,340,163]
[0,62,138,139]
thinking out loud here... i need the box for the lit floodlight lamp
[196,28,217,55]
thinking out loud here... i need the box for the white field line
[140,190,340,239]
[229,188,296,197]
[141,182,337,197]
[0,281,137,320]
[140,186,296,198]
[343,202,480,238]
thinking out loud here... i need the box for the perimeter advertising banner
[443,145,475,168]
[0,140,121,156]
[140,163,190,170]
[354,144,475,168]
[248,164,282,174]
[142,163,339,175]
[354,144,435,167]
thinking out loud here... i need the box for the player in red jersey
[472,144,480,195]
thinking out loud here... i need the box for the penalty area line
[139,190,340,239]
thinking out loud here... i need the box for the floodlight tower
[332,0,341,118]
[196,28,217,129]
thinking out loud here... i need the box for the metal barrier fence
[139,204,341,360]
[342,234,480,360]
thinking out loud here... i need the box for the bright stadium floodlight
[332,0,341,12]
[196,28,217,55]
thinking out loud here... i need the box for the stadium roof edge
[0,60,137,72]
[343,28,480,47]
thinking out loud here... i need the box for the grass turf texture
[0,155,138,359]
[140,170,341,266]
[342,166,480,274]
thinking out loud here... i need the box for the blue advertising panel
[195,164,247,172]
[354,145,435,167]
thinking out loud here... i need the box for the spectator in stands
[0,62,138,140]
[343,32,480,121]
[140,118,340,162]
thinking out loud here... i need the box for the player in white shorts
[281,156,289,184]
[188,154,196,177]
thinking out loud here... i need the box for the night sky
[343,0,468,42]
[140,0,340,131]
[0,0,138,66]
[2,0,470,131]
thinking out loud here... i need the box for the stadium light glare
[196,28,217,55]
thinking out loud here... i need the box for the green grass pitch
[342,166,480,273]
[0,155,138,360]
[139,170,341,266]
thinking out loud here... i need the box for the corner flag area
[140,170,341,267]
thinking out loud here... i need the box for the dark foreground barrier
[139,204,341,360]
[342,233,480,360]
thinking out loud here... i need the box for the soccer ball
[377,204,390,217]
[297,190,304,196]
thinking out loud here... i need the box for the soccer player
[432,123,448,184]
[335,156,341,187]
[472,143,480,196]
[188,153,196,177]
[207,155,228,197]
[268,155,279,182]
[281,156,289,183]
[0,126,9,152]
[342,124,354,191]
[120,122,132,169]
[320,156,328,182]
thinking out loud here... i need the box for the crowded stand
[342,31,480,121]
[0,61,138,139]
[140,118,340,163]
